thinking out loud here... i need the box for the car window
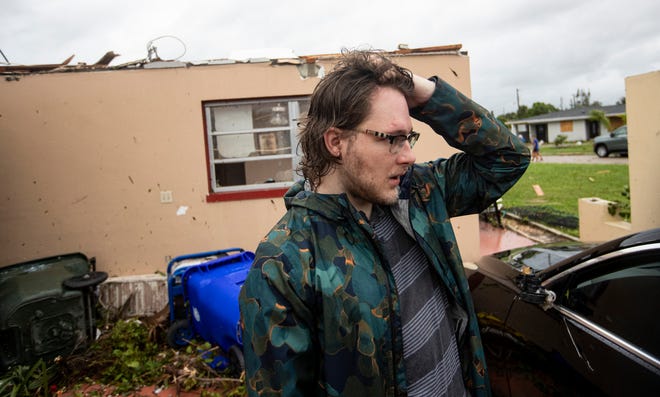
[563,255,660,357]
[613,126,627,137]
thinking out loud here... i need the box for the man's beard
[339,144,399,207]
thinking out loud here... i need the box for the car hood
[475,241,596,284]
[480,229,660,277]
[491,243,589,272]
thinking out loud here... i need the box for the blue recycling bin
[166,248,254,372]
[167,248,245,326]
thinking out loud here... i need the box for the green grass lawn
[500,162,629,236]
[538,141,594,156]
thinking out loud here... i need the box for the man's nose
[396,141,416,164]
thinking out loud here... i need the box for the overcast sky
[3,0,659,115]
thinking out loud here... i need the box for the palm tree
[589,110,612,132]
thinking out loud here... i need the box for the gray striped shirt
[372,206,467,397]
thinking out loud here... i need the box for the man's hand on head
[407,74,435,109]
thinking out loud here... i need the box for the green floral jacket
[239,77,530,397]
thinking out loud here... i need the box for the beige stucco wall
[0,50,482,276]
[578,197,631,243]
[625,70,660,232]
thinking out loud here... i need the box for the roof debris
[0,43,464,75]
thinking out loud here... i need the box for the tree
[496,112,517,124]
[516,104,530,119]
[496,101,558,122]
[570,88,591,108]
[589,110,611,132]
[528,102,559,116]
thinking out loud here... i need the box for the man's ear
[323,127,343,158]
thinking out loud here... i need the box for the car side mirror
[516,272,556,310]
[516,273,547,302]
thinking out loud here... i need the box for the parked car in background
[467,228,660,396]
[594,125,628,157]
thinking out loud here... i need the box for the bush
[607,185,631,221]
[55,317,246,395]
[554,134,568,146]
[0,359,57,397]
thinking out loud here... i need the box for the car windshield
[509,246,584,272]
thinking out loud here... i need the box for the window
[613,125,627,137]
[204,97,310,199]
[560,120,573,132]
[563,254,660,356]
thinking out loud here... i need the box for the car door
[610,126,627,152]
[554,250,660,396]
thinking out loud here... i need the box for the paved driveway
[539,155,628,164]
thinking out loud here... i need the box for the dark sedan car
[468,228,660,396]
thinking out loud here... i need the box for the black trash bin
[0,253,106,372]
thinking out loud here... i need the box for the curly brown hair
[297,49,414,190]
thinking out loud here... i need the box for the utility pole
[516,88,520,110]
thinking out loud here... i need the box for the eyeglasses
[351,128,420,154]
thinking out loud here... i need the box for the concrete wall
[0,49,481,277]
[626,70,660,232]
[579,70,659,241]
[578,198,631,243]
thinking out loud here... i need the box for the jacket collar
[284,173,415,236]
[284,180,355,222]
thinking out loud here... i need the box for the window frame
[203,96,310,202]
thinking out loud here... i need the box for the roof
[509,104,626,125]
[0,44,465,75]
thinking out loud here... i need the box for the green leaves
[16,317,246,395]
[588,110,612,132]
[0,358,56,397]
[607,185,631,221]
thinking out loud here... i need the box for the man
[239,50,530,397]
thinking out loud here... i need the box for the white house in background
[508,104,626,144]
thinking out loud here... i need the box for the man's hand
[364,53,433,108]
[407,74,435,109]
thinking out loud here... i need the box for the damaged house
[0,44,481,315]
